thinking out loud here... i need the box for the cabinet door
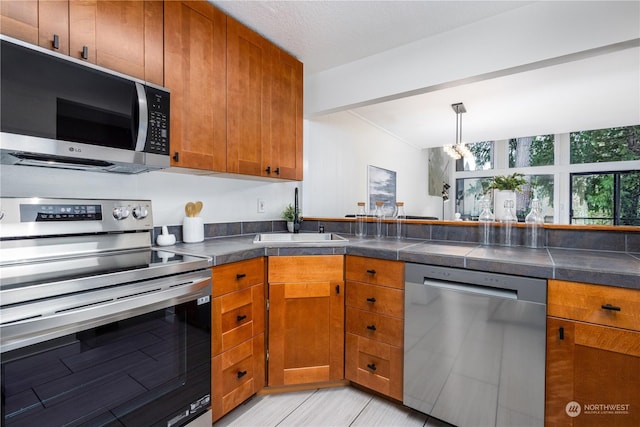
[268,256,344,386]
[165,0,227,171]
[94,1,163,84]
[226,17,270,177]
[267,47,303,180]
[546,317,640,427]
[1,0,38,44]
[68,0,96,62]
[38,0,70,55]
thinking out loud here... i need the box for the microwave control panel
[145,86,170,155]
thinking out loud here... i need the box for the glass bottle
[478,196,495,246]
[525,198,544,248]
[374,201,384,239]
[502,199,517,246]
[394,202,406,239]
[355,202,367,238]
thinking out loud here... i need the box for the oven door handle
[0,270,211,353]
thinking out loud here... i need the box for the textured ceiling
[211,0,533,74]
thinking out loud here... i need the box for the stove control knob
[112,206,131,220]
[132,205,149,219]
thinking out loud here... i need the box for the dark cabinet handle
[237,370,247,379]
[274,167,280,175]
[336,285,340,295]
[82,45,88,59]
[53,34,59,49]
[366,269,376,275]
[173,152,179,162]
[237,315,247,322]
[236,273,246,279]
[265,166,271,174]
[366,324,377,331]
[366,297,376,303]
[601,304,621,312]
[366,363,377,371]
[559,326,564,340]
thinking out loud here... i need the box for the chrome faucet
[293,187,301,233]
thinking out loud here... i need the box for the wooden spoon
[185,202,195,217]
[194,201,203,216]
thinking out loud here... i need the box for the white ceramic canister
[183,216,204,243]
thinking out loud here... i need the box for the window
[571,171,640,225]
[451,125,639,224]
[570,126,640,164]
[509,135,554,168]
[455,174,554,222]
[456,141,493,171]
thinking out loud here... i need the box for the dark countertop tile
[465,246,554,279]
[549,248,640,289]
[160,233,640,290]
[398,241,476,269]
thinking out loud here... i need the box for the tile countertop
[168,234,640,290]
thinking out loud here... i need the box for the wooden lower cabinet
[345,255,404,401]
[267,255,344,386]
[546,280,640,427]
[345,333,402,400]
[211,258,266,422]
[211,333,265,419]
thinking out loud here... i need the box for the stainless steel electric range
[0,197,212,427]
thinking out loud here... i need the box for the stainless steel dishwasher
[403,264,546,427]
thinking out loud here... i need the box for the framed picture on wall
[368,165,396,216]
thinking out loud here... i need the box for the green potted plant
[486,173,526,193]
[486,173,526,221]
[281,203,299,232]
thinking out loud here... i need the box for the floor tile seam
[348,393,375,426]
[274,388,322,426]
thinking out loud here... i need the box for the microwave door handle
[134,82,148,151]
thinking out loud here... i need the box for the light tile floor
[213,386,455,427]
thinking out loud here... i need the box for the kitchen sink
[253,233,348,244]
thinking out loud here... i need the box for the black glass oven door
[1,300,211,427]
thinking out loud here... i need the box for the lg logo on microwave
[68,147,82,153]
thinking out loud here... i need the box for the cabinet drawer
[346,256,404,289]
[212,284,265,355]
[345,333,402,400]
[268,255,343,283]
[212,257,265,297]
[346,281,403,318]
[346,307,403,347]
[548,280,640,331]
[212,334,265,422]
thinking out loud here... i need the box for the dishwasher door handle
[422,279,518,300]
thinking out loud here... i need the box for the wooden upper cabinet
[227,17,303,180]
[164,0,227,171]
[268,47,303,181]
[1,1,39,44]
[94,0,163,85]
[39,0,70,55]
[226,17,270,177]
[2,1,163,85]
[71,0,163,85]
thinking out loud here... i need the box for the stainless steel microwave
[0,35,170,174]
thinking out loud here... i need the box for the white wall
[0,165,298,227]
[302,111,442,218]
[2,110,433,224]
[2,110,432,223]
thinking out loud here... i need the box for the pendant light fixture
[444,102,472,159]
